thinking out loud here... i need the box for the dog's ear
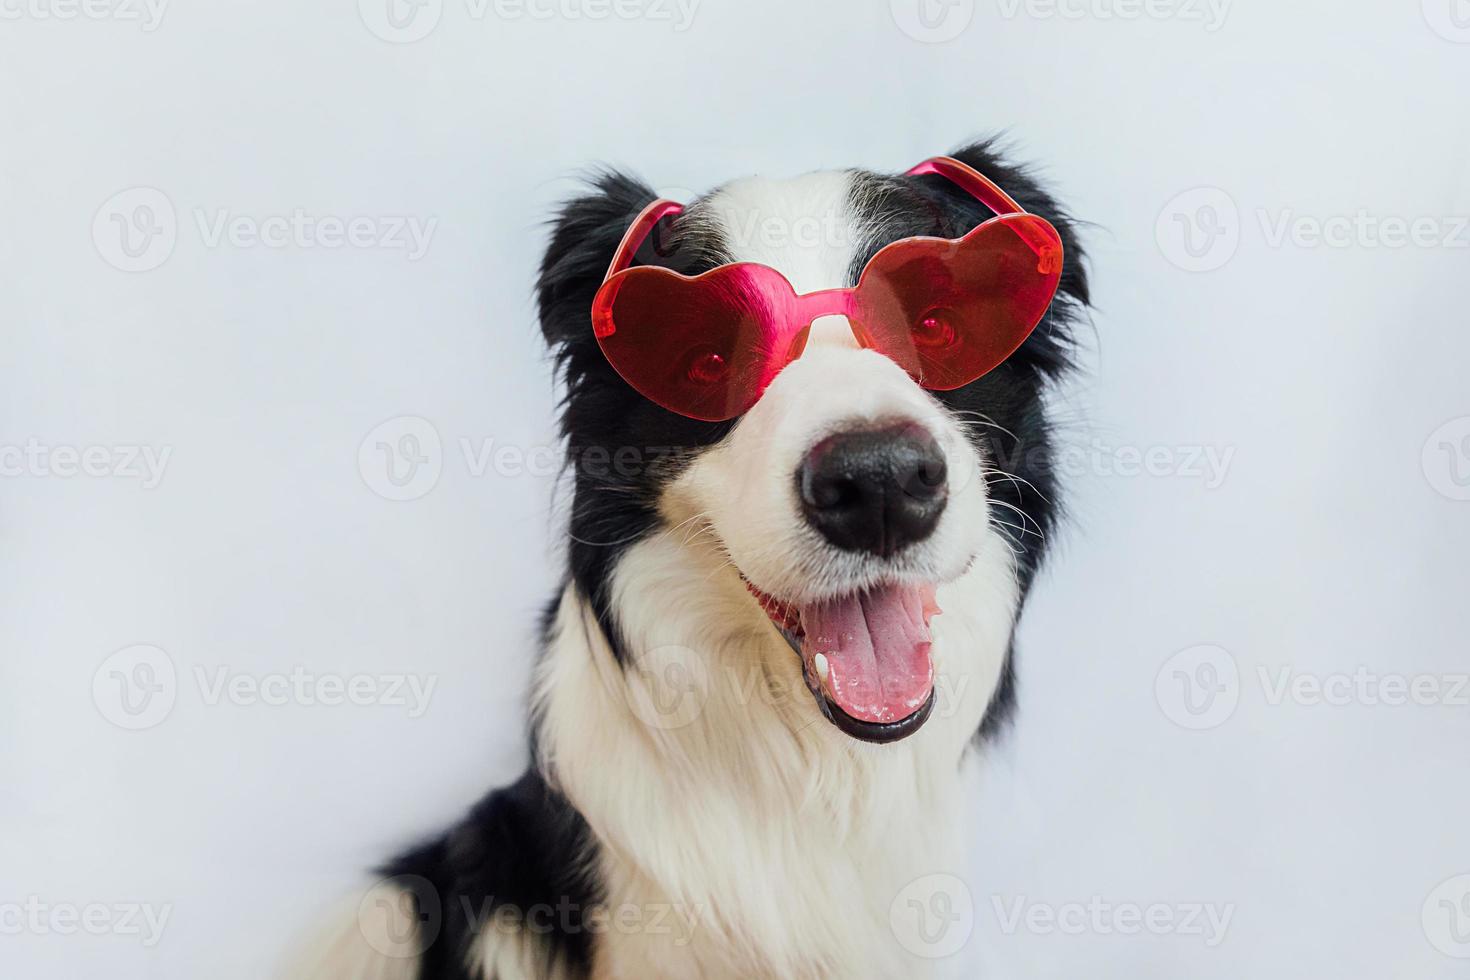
[537,170,657,373]
[940,138,1092,379]
[945,138,1090,308]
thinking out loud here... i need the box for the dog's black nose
[797,425,948,557]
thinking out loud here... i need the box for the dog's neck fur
[530,521,1018,979]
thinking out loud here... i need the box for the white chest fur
[531,528,1018,979]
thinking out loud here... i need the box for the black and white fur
[296,139,1089,980]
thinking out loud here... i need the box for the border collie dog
[312,139,1088,980]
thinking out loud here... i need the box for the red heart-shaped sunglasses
[591,157,1064,422]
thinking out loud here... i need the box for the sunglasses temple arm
[906,157,1028,218]
[604,199,686,280]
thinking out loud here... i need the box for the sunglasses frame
[590,156,1064,421]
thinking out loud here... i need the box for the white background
[2,0,1468,976]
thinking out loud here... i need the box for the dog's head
[537,141,1089,744]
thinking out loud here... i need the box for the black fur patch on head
[536,172,735,662]
[848,138,1092,736]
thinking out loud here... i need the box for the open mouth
[745,578,941,744]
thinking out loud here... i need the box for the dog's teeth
[814,653,830,683]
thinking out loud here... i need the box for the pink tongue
[799,583,939,725]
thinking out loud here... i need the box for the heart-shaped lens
[593,263,799,422]
[853,213,1063,390]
